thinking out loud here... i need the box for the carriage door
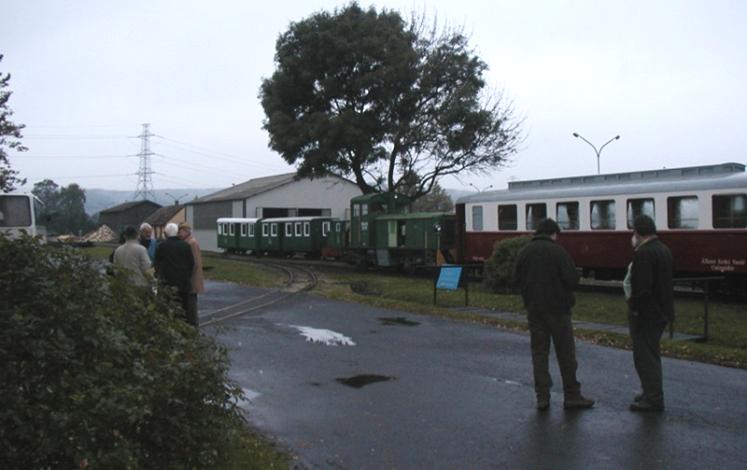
[388,221,397,247]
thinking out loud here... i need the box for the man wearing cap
[154,223,195,325]
[514,218,595,411]
[627,214,674,412]
[178,222,204,327]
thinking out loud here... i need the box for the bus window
[591,200,616,230]
[557,202,579,230]
[472,206,483,231]
[712,194,747,228]
[526,203,546,231]
[668,196,699,229]
[627,198,655,228]
[498,204,517,230]
[0,195,32,227]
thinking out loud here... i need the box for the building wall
[188,176,360,252]
[100,202,161,235]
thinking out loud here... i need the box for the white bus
[0,193,46,240]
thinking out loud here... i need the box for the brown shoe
[564,396,595,410]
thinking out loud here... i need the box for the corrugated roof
[144,204,184,225]
[100,200,161,214]
[188,173,299,204]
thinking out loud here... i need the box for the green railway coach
[372,212,457,267]
[258,217,333,256]
[217,218,260,253]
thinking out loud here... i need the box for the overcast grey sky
[2,0,746,194]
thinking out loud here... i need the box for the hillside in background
[85,188,219,216]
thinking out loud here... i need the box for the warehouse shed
[184,173,361,251]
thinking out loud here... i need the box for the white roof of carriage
[457,162,747,204]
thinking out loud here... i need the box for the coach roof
[457,162,747,204]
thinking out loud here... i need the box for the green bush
[0,235,245,469]
[482,236,531,293]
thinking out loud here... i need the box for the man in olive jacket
[154,223,195,325]
[627,215,674,412]
[514,218,594,411]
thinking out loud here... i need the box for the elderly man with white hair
[154,223,195,326]
[138,222,157,262]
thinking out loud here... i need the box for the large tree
[260,3,522,200]
[0,54,27,192]
[32,180,93,235]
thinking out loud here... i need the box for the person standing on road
[113,225,154,288]
[626,214,674,412]
[514,218,595,411]
[139,222,157,262]
[154,223,195,326]
[178,222,204,328]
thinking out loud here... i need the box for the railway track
[200,256,318,327]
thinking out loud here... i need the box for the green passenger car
[371,212,456,267]
[217,218,260,253]
[258,217,332,256]
[322,219,349,258]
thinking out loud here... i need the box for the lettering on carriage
[701,257,745,272]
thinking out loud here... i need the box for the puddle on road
[378,316,420,326]
[336,374,396,388]
[288,325,356,346]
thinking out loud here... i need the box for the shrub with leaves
[0,235,245,469]
[482,236,531,293]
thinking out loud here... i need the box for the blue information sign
[436,266,462,290]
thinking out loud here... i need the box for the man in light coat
[113,225,154,288]
[178,222,204,327]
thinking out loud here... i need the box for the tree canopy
[32,179,94,235]
[260,3,522,200]
[0,54,26,193]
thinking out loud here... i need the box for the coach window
[627,198,655,228]
[304,222,310,237]
[262,224,269,237]
[591,200,616,229]
[472,206,483,231]
[713,194,747,228]
[525,203,546,231]
[240,223,247,237]
[498,205,517,230]
[353,204,360,217]
[248,223,255,237]
[361,204,369,217]
[270,223,278,237]
[229,224,235,236]
[557,202,579,230]
[335,222,341,232]
[294,222,301,237]
[668,196,699,229]
[322,221,330,237]
[285,223,293,237]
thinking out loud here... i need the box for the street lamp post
[572,132,621,175]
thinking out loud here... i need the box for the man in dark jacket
[627,215,674,412]
[154,223,195,326]
[514,218,594,411]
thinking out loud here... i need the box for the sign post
[434,265,468,306]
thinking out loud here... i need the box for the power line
[154,135,287,171]
[14,154,134,159]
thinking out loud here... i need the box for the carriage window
[229,224,235,236]
[498,205,517,230]
[240,223,247,237]
[353,204,360,217]
[322,221,330,236]
[713,194,747,228]
[248,224,254,237]
[627,198,655,228]
[472,206,483,231]
[556,202,579,230]
[335,222,341,232]
[295,222,302,236]
[361,204,369,216]
[591,200,616,229]
[270,223,278,237]
[668,196,699,229]
[285,223,293,237]
[526,203,547,231]
[304,222,310,237]
[262,224,269,236]
[217,224,223,235]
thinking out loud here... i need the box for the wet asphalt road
[201,281,747,469]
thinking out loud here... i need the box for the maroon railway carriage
[455,163,747,289]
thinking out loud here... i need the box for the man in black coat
[514,218,594,411]
[627,215,674,412]
[154,223,195,325]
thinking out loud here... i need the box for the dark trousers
[177,292,198,327]
[629,313,665,404]
[528,310,581,398]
